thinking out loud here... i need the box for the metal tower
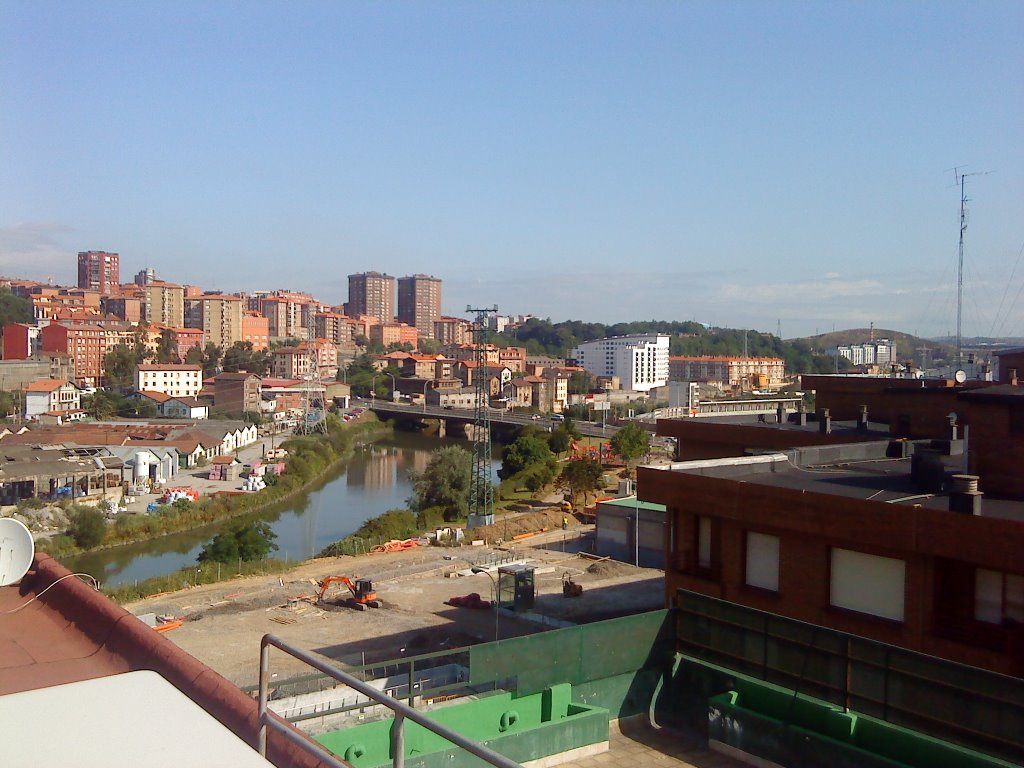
[466,304,497,529]
[296,323,328,435]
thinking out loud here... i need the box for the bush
[68,505,107,548]
[198,520,278,564]
[416,505,446,530]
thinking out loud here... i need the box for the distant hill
[790,328,957,367]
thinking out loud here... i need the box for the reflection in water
[66,432,498,588]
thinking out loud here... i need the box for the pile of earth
[585,559,637,579]
[471,508,580,541]
[4,504,71,534]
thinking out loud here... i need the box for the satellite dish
[954,370,967,384]
[0,518,35,587]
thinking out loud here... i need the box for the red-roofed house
[24,379,80,419]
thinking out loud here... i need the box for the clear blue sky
[2,2,1021,338]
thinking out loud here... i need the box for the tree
[499,434,555,480]
[0,288,31,333]
[408,445,474,522]
[84,390,119,420]
[558,456,604,508]
[198,521,278,564]
[103,343,138,389]
[156,329,179,363]
[68,505,107,548]
[610,422,650,475]
[199,342,223,378]
[547,427,572,456]
[223,341,270,375]
[568,370,594,395]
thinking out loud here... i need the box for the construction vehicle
[317,576,383,611]
[562,572,583,598]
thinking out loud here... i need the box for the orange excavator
[317,576,383,611]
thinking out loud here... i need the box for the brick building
[241,311,270,351]
[397,274,442,338]
[347,272,395,323]
[803,373,1024,497]
[639,439,1024,678]
[77,250,119,293]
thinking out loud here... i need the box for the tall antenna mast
[466,304,498,529]
[951,167,990,370]
[296,322,327,434]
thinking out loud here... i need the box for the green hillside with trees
[490,319,846,374]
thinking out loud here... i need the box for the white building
[570,334,670,393]
[24,379,80,418]
[135,364,202,398]
[835,340,896,368]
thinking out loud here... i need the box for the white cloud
[0,222,76,281]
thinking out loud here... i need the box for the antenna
[0,518,35,586]
[949,166,991,369]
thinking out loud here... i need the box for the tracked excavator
[317,575,383,610]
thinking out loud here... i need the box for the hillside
[791,328,957,367]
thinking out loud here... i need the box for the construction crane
[316,576,382,611]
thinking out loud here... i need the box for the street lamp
[471,566,499,642]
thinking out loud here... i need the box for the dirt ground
[125,524,666,688]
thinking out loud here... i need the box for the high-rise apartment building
[143,282,185,328]
[185,294,243,349]
[347,272,395,323]
[77,251,120,293]
[397,274,442,338]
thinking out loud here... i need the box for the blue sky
[2,2,1021,338]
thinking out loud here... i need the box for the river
[66,431,499,588]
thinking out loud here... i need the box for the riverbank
[39,415,391,561]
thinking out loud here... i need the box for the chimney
[1010,368,1019,386]
[949,474,983,515]
[818,408,831,435]
[857,404,869,433]
[797,402,807,426]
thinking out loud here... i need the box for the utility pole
[466,305,498,529]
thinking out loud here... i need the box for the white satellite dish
[0,518,35,587]
[954,370,967,384]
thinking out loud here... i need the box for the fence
[674,589,1024,764]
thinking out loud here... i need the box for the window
[745,532,780,592]
[975,569,1024,625]
[830,548,906,621]
[697,516,712,569]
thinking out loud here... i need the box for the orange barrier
[369,538,421,554]
[153,620,183,633]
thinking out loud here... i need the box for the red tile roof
[24,379,69,392]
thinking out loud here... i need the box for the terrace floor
[560,717,742,768]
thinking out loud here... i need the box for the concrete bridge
[366,401,623,440]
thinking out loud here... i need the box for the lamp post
[471,566,499,642]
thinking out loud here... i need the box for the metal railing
[258,634,523,768]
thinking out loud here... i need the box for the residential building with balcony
[143,281,185,328]
[77,250,119,293]
[433,316,471,346]
[669,355,786,388]
[397,274,442,338]
[369,321,418,349]
[347,271,395,323]
[185,294,243,349]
